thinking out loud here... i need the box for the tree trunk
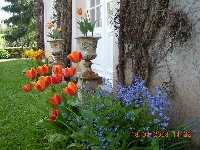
[54,0,72,68]
[34,0,44,50]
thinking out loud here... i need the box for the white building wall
[43,0,54,57]
[43,0,114,82]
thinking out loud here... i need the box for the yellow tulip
[56,27,61,32]
[83,13,87,19]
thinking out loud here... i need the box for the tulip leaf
[67,143,82,149]
[87,20,96,32]
[77,21,87,35]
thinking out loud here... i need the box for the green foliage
[77,16,96,36]
[47,28,61,40]
[0,26,7,34]
[35,87,198,149]
[1,0,36,47]
[0,49,10,59]
[0,34,7,48]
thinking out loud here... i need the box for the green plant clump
[0,49,10,59]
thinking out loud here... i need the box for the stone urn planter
[76,36,101,78]
[47,39,64,66]
[76,36,102,89]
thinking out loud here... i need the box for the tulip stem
[65,106,78,117]
[57,119,75,132]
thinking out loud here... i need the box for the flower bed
[4,47,35,58]
[21,49,199,149]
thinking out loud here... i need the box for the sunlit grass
[0,59,50,149]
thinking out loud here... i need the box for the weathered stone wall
[149,0,200,142]
[113,0,200,142]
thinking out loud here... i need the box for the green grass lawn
[0,59,50,149]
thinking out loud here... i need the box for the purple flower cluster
[147,87,170,129]
[187,117,199,133]
[117,77,147,107]
[117,77,171,129]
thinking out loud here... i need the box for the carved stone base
[77,72,101,90]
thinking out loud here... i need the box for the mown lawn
[0,59,50,149]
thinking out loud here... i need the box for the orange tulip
[47,23,54,29]
[31,82,37,86]
[22,84,32,92]
[37,64,49,75]
[52,65,62,74]
[77,8,82,15]
[67,51,82,63]
[38,76,51,86]
[34,79,46,92]
[38,76,45,82]
[26,68,37,80]
[63,82,78,96]
[22,54,26,58]
[50,94,62,106]
[48,109,59,122]
[40,51,45,58]
[62,67,76,77]
[51,74,62,84]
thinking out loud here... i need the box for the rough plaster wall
[124,57,134,84]
[149,0,200,142]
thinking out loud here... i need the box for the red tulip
[34,79,46,92]
[63,82,78,96]
[37,64,49,75]
[62,67,76,77]
[35,55,40,60]
[77,8,82,15]
[67,51,82,63]
[52,65,62,74]
[50,94,62,106]
[51,74,62,84]
[48,109,59,122]
[22,84,32,92]
[40,51,45,58]
[26,68,37,80]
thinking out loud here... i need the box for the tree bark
[34,0,44,50]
